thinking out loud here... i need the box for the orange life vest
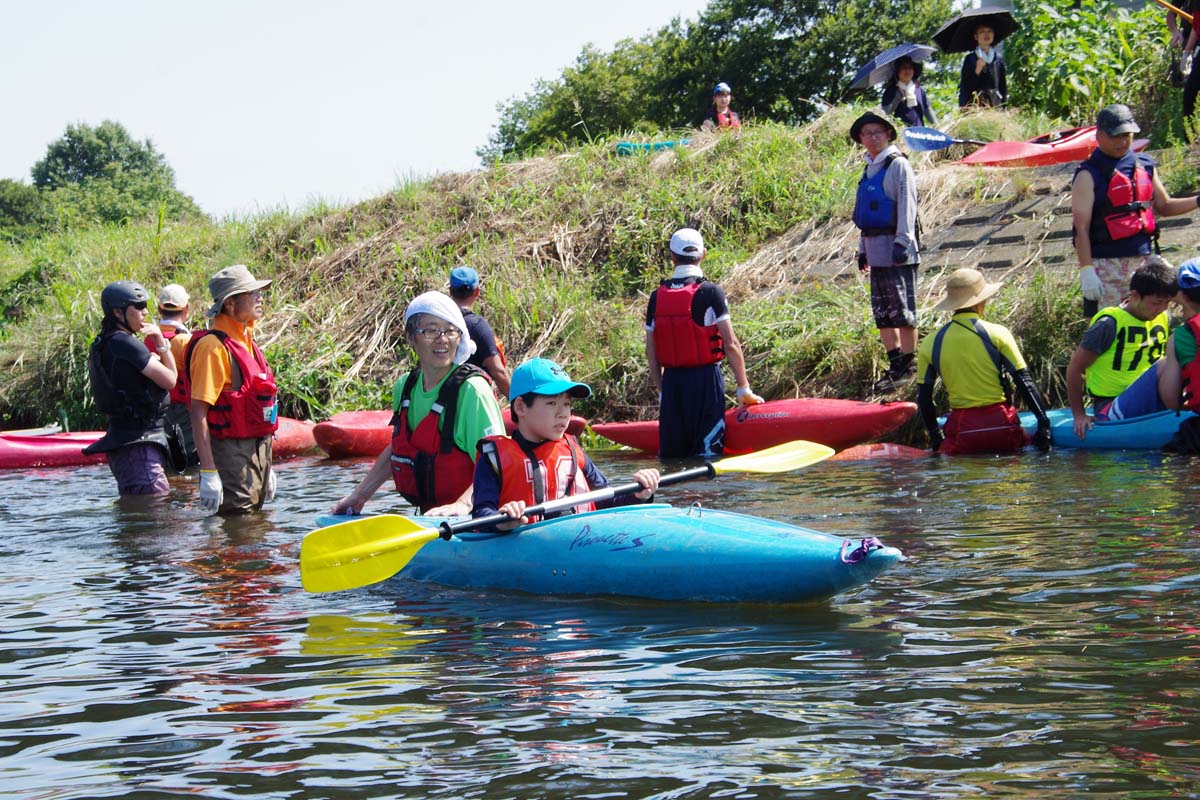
[182,330,278,440]
[478,433,595,516]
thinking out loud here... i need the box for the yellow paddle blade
[300,514,439,593]
[712,439,835,474]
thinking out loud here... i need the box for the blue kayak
[1019,407,1194,449]
[614,139,690,155]
[315,504,901,604]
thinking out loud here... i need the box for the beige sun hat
[156,283,190,311]
[933,268,1003,312]
[206,264,271,317]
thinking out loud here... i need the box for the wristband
[735,386,754,398]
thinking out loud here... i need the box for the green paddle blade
[300,514,439,593]
[712,439,836,474]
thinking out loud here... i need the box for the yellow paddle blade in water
[712,440,836,474]
[300,514,439,594]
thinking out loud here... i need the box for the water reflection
[1,449,1200,798]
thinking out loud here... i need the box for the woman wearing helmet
[83,280,179,495]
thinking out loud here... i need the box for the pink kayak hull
[313,409,589,458]
[591,398,917,455]
[830,442,928,461]
[0,416,316,468]
[959,126,1149,168]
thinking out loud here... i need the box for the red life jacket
[390,364,489,512]
[161,325,190,405]
[1179,314,1200,412]
[652,281,725,368]
[714,109,740,129]
[182,330,278,440]
[1086,154,1157,246]
[478,433,595,516]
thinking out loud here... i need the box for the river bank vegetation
[1,0,1196,443]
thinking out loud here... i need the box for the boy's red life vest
[1083,152,1157,246]
[161,326,189,405]
[389,364,488,512]
[652,281,725,368]
[182,330,278,440]
[1179,314,1200,412]
[479,433,595,516]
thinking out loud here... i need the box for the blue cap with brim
[509,358,591,403]
[713,82,732,95]
[449,266,480,289]
[1179,258,1200,289]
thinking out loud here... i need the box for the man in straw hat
[849,110,921,392]
[916,268,1052,455]
[182,265,278,515]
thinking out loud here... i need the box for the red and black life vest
[478,433,595,516]
[652,281,725,368]
[161,325,190,405]
[1079,151,1157,250]
[389,364,489,511]
[1179,314,1200,412]
[182,330,278,440]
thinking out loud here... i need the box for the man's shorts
[1088,256,1152,317]
[1103,362,1166,421]
[106,442,170,495]
[869,264,918,329]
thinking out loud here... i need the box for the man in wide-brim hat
[849,110,922,393]
[185,264,279,515]
[915,268,1052,455]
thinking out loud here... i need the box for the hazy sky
[1,1,709,218]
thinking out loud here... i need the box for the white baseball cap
[669,228,705,257]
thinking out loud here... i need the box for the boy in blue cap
[1157,259,1200,452]
[449,265,511,398]
[472,358,660,529]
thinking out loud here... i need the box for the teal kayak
[315,504,901,604]
[1019,407,1194,449]
[614,139,689,155]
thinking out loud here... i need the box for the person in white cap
[1072,103,1200,318]
[331,291,505,517]
[916,268,1051,455]
[645,227,762,459]
[156,283,197,465]
[182,264,277,515]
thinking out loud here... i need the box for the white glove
[264,469,277,503]
[199,469,223,515]
[1079,266,1104,301]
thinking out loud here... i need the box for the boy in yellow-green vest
[1066,257,1177,441]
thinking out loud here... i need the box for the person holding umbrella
[932,7,1019,109]
[882,56,938,128]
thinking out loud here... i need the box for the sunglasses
[128,301,148,311]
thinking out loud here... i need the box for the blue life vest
[853,154,901,235]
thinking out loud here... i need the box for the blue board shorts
[1101,362,1166,421]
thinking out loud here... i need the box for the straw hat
[933,268,1002,311]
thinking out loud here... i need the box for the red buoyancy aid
[1089,155,1157,245]
[652,282,725,368]
[390,364,488,512]
[479,433,595,516]
[715,109,740,129]
[1179,315,1200,412]
[182,330,278,439]
[161,326,189,405]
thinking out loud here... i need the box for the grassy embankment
[1,106,1194,442]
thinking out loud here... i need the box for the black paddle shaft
[437,463,717,539]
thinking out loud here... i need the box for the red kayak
[590,398,917,455]
[959,126,1149,168]
[0,416,316,469]
[313,409,590,458]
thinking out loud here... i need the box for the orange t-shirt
[187,314,260,406]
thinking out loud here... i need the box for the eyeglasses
[414,327,461,342]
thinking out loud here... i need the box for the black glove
[1033,425,1052,452]
[857,252,869,272]
[892,243,908,266]
[929,430,944,452]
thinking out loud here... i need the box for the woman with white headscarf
[331,291,506,516]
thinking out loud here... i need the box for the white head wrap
[403,291,477,365]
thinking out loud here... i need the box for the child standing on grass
[472,358,660,530]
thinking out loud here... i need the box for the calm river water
[3,447,1199,799]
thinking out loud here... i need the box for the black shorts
[869,264,918,329]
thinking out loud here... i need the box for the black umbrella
[933,7,1021,54]
[850,43,937,90]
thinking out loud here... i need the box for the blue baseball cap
[1179,258,1200,289]
[713,82,732,95]
[509,358,591,403]
[449,266,480,289]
